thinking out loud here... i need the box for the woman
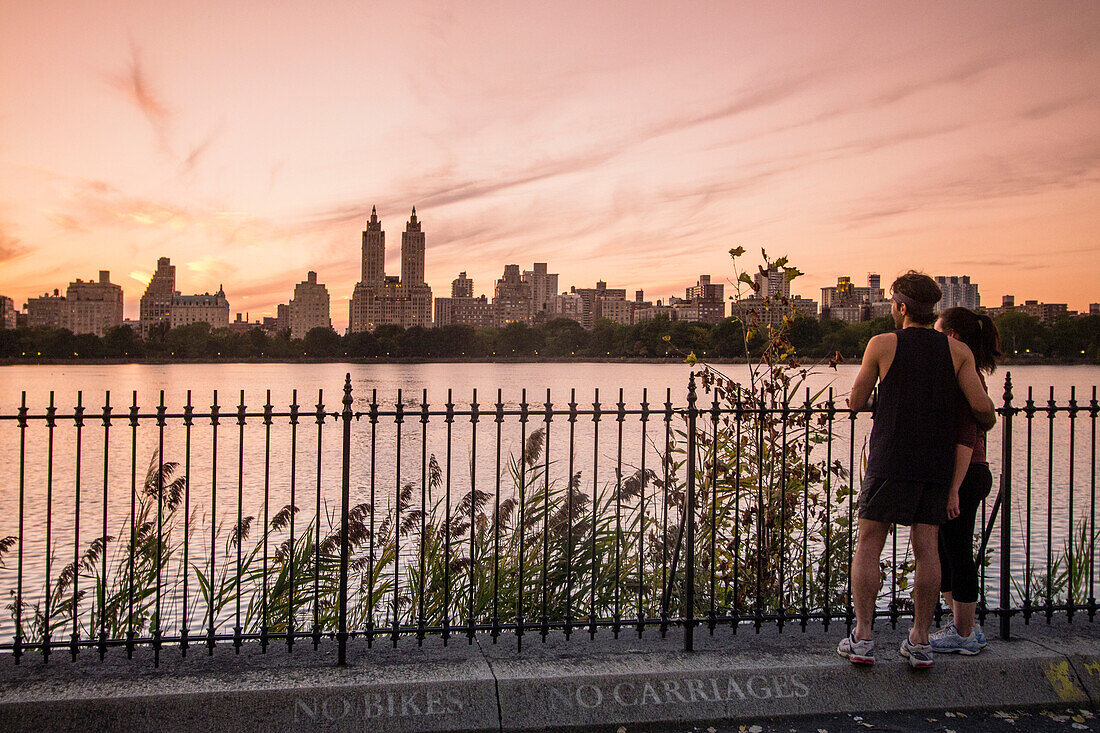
[931,306,1001,655]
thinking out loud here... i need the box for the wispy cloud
[0,224,28,263]
[186,257,238,280]
[180,121,224,175]
[106,41,173,155]
[839,136,1100,229]
[1018,95,1095,121]
[865,54,1003,108]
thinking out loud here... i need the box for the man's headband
[891,291,936,316]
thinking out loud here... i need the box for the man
[838,271,995,669]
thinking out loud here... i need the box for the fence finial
[1003,371,1013,406]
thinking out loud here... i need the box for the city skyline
[1,2,1098,331]
[15,230,1091,337]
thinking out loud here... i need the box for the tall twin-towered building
[349,206,433,332]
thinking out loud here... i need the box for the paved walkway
[2,619,1099,731]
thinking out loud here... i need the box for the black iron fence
[0,371,1096,666]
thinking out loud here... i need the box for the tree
[786,315,822,354]
[587,318,619,356]
[73,332,105,358]
[104,325,144,357]
[497,322,542,356]
[543,318,587,357]
[42,328,77,358]
[246,327,270,357]
[373,324,404,357]
[166,322,212,358]
[433,325,476,357]
[995,312,1046,356]
[708,317,746,358]
[819,318,861,358]
[304,327,341,357]
[401,326,433,357]
[345,330,380,358]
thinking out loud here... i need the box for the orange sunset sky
[1,0,1098,330]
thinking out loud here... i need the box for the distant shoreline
[1,356,1095,367]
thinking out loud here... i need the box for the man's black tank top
[865,327,958,485]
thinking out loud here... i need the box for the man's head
[889,271,941,327]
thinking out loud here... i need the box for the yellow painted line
[1045,661,1088,702]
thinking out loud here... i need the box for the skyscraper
[362,206,385,287]
[678,275,726,324]
[64,270,124,336]
[0,296,15,329]
[493,264,532,326]
[521,262,558,320]
[289,271,331,338]
[140,257,176,338]
[935,275,980,312]
[349,207,433,332]
[401,207,425,286]
[572,281,628,329]
[753,267,790,298]
[452,272,474,298]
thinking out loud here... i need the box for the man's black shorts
[857,475,949,526]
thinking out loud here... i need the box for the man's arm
[953,344,996,430]
[848,334,884,412]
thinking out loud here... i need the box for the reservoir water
[0,361,1096,641]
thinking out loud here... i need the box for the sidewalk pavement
[1,618,1099,732]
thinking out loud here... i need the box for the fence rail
[0,371,1096,666]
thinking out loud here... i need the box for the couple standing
[838,271,1002,669]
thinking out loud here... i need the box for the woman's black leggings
[938,462,994,604]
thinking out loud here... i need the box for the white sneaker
[931,625,982,655]
[837,633,875,665]
[900,636,935,669]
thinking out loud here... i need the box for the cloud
[106,42,172,155]
[839,137,1100,229]
[298,66,828,234]
[0,225,28,263]
[642,70,820,142]
[180,122,224,175]
[1018,95,1095,121]
[105,44,225,172]
[865,55,1002,108]
[950,245,1100,268]
[268,162,284,191]
[43,211,89,233]
[186,257,238,280]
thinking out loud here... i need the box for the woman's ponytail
[939,307,1001,374]
[975,313,1002,374]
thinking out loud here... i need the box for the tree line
[1,311,1098,362]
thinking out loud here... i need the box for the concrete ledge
[1,621,1098,732]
